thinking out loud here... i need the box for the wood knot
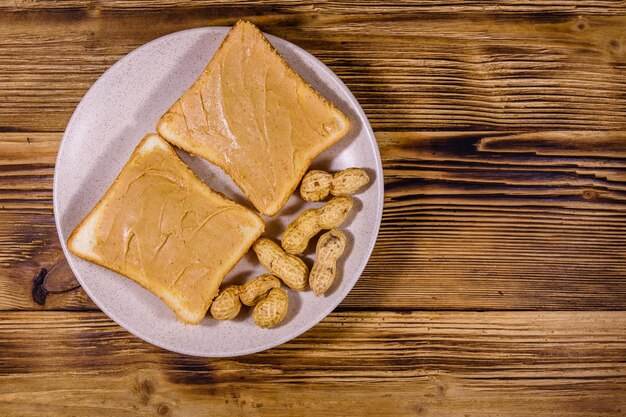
[43,259,80,293]
[32,268,48,306]
[31,260,80,306]
[582,190,597,200]
[157,403,171,415]
[609,39,621,51]
[576,22,586,31]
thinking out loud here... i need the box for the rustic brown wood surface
[2,311,626,417]
[1,1,625,415]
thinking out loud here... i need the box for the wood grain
[4,1,626,15]
[0,311,624,416]
[1,131,625,311]
[0,212,96,311]
[477,131,626,157]
[1,2,626,415]
[1,3,625,132]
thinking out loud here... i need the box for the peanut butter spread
[92,135,263,316]
[159,21,349,216]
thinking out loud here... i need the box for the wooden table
[2,1,626,416]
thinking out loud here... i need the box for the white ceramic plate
[54,26,383,357]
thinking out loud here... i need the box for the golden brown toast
[68,133,264,324]
[157,21,351,216]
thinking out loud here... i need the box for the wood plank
[0,311,624,416]
[1,7,626,132]
[2,131,626,311]
[3,0,626,15]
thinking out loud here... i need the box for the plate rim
[53,26,384,357]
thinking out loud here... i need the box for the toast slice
[68,134,264,324]
[157,21,351,216]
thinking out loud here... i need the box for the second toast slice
[157,21,351,216]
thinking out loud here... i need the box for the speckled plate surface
[54,26,383,357]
